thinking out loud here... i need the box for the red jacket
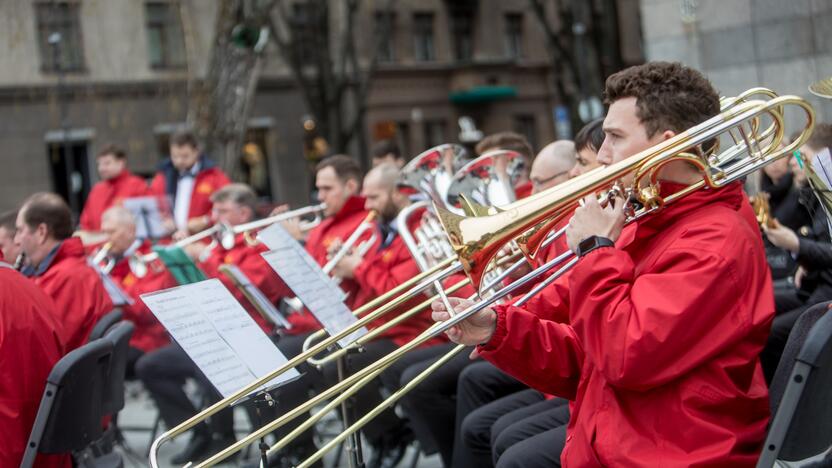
[479,182,774,467]
[352,212,447,347]
[290,195,371,333]
[109,244,175,352]
[0,261,70,468]
[79,170,149,231]
[149,159,230,222]
[31,238,114,352]
[200,233,293,334]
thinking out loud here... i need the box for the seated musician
[0,251,68,468]
[78,144,149,232]
[135,183,294,464]
[15,193,114,352]
[433,62,774,466]
[99,206,175,376]
[397,138,581,467]
[316,163,446,467]
[149,130,230,238]
[760,123,832,382]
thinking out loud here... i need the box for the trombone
[151,93,814,468]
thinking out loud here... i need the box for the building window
[145,2,186,69]
[413,13,435,62]
[375,11,396,63]
[450,8,474,61]
[504,13,523,59]
[424,120,446,149]
[35,2,86,73]
[513,114,537,150]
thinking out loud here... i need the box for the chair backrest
[20,338,113,468]
[102,321,134,415]
[87,309,123,343]
[758,303,832,467]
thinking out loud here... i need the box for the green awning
[449,86,517,105]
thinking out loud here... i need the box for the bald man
[329,164,446,466]
[529,141,576,194]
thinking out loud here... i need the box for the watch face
[578,236,597,256]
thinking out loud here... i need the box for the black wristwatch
[576,235,615,257]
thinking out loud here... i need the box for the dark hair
[20,193,73,240]
[805,123,832,151]
[210,183,258,216]
[170,130,199,149]
[0,210,17,232]
[475,132,534,161]
[315,154,363,184]
[96,144,127,160]
[371,139,403,161]
[604,61,720,138]
[574,118,606,153]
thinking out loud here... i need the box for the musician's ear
[36,222,49,243]
[345,177,360,196]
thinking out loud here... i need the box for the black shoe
[170,431,213,465]
[368,427,413,468]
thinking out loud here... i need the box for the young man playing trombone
[433,62,775,466]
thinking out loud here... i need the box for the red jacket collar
[618,180,746,247]
[107,169,132,185]
[332,195,367,223]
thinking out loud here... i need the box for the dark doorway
[47,140,91,217]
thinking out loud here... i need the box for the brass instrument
[446,149,526,210]
[399,143,467,209]
[228,203,326,247]
[750,192,777,229]
[809,77,832,99]
[321,211,377,276]
[150,92,814,468]
[13,253,24,271]
[89,242,115,275]
[128,224,226,278]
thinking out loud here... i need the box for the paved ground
[116,381,442,468]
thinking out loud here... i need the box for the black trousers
[761,285,832,383]
[397,343,474,466]
[135,343,234,437]
[452,361,527,468]
[492,395,569,468]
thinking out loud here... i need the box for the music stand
[122,196,171,244]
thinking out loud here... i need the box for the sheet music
[122,196,170,240]
[141,279,300,399]
[258,223,367,347]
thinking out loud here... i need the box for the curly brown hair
[604,62,720,138]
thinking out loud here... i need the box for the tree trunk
[188,0,263,174]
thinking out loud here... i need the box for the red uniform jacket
[109,244,175,352]
[351,212,448,347]
[290,196,371,333]
[479,182,774,467]
[79,170,149,231]
[0,261,69,468]
[149,160,230,222]
[200,233,293,334]
[32,238,115,352]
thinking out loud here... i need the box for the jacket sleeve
[567,244,756,391]
[149,173,166,196]
[797,238,832,271]
[238,248,293,302]
[477,305,584,399]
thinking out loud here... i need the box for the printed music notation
[259,223,367,348]
[141,279,300,399]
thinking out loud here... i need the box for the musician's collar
[22,241,62,277]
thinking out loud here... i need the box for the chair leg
[407,440,421,468]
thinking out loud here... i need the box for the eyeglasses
[530,170,570,188]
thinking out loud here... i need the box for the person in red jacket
[0,252,69,468]
[149,130,230,239]
[99,206,174,375]
[433,62,774,468]
[15,193,114,352]
[0,210,22,265]
[280,154,374,332]
[78,144,149,232]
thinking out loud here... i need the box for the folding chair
[88,310,123,343]
[758,302,832,467]
[20,338,122,468]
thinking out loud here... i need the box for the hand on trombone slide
[431,296,496,359]
[565,194,626,254]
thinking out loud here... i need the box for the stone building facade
[641,0,832,130]
[0,0,642,213]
